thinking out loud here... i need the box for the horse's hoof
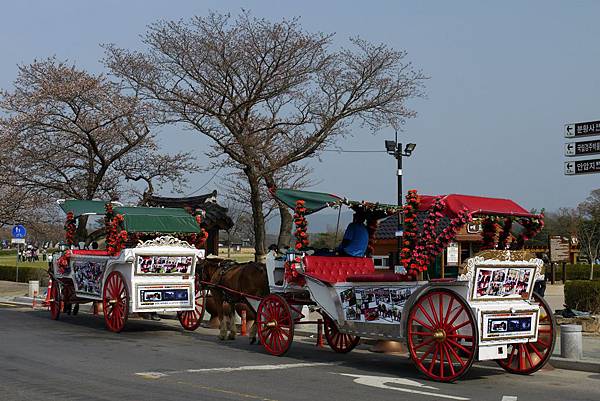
[218,335,226,341]
[227,334,236,341]
[250,337,256,345]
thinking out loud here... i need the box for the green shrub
[544,264,600,281]
[0,249,17,256]
[0,265,49,285]
[564,280,600,314]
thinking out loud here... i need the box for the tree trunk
[276,203,293,250]
[263,174,293,250]
[246,170,266,262]
[591,261,595,281]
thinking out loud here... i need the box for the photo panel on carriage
[470,262,537,301]
[338,285,418,324]
[135,254,194,275]
[72,258,108,297]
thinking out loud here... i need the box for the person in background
[339,210,369,257]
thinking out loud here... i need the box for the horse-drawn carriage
[48,200,207,332]
[208,189,554,382]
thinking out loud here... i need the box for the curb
[549,356,600,373]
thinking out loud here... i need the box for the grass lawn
[0,255,48,268]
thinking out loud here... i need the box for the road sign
[10,238,25,244]
[11,225,26,239]
[564,120,600,138]
[564,159,600,175]
[549,236,570,263]
[565,139,600,157]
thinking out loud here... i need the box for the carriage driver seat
[302,256,415,284]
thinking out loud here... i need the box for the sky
[1,0,600,218]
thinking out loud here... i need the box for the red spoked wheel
[496,292,556,374]
[102,271,129,333]
[407,289,477,382]
[178,275,207,331]
[49,280,61,320]
[257,294,294,356]
[323,314,360,353]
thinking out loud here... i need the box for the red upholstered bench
[70,250,110,256]
[303,256,374,284]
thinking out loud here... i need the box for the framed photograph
[472,266,536,301]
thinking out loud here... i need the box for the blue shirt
[341,222,369,257]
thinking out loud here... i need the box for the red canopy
[418,194,536,218]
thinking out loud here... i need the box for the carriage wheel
[102,271,129,333]
[407,289,477,382]
[496,292,556,374]
[49,281,61,320]
[323,314,360,353]
[178,276,207,331]
[257,294,294,356]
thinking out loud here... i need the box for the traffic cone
[240,309,247,336]
[43,279,53,307]
[316,319,324,347]
[32,290,37,309]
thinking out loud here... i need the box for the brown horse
[199,258,269,343]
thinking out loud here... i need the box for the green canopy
[58,199,117,217]
[114,206,201,233]
[273,189,341,215]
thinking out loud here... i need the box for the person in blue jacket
[339,210,369,257]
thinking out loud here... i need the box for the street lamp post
[385,134,416,270]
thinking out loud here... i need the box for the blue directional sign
[11,225,26,239]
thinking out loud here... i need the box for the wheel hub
[433,329,447,342]
[266,320,278,328]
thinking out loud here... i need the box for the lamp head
[384,140,397,153]
[404,143,416,155]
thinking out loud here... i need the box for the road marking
[338,373,470,400]
[136,362,338,379]
[0,302,19,308]
[176,380,278,401]
[501,397,517,401]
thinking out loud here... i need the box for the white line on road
[136,362,339,379]
[338,373,470,401]
[501,397,518,401]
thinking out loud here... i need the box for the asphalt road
[0,304,598,401]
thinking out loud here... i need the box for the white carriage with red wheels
[48,200,208,333]
[251,189,555,382]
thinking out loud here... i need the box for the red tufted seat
[303,256,375,284]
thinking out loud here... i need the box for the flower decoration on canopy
[496,217,513,250]
[512,214,545,249]
[64,211,77,246]
[105,203,127,256]
[417,195,446,268]
[481,217,497,250]
[294,200,309,250]
[400,190,420,272]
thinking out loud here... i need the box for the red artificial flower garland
[64,211,77,246]
[481,217,497,250]
[400,190,420,272]
[105,203,127,256]
[496,217,513,250]
[294,200,309,250]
